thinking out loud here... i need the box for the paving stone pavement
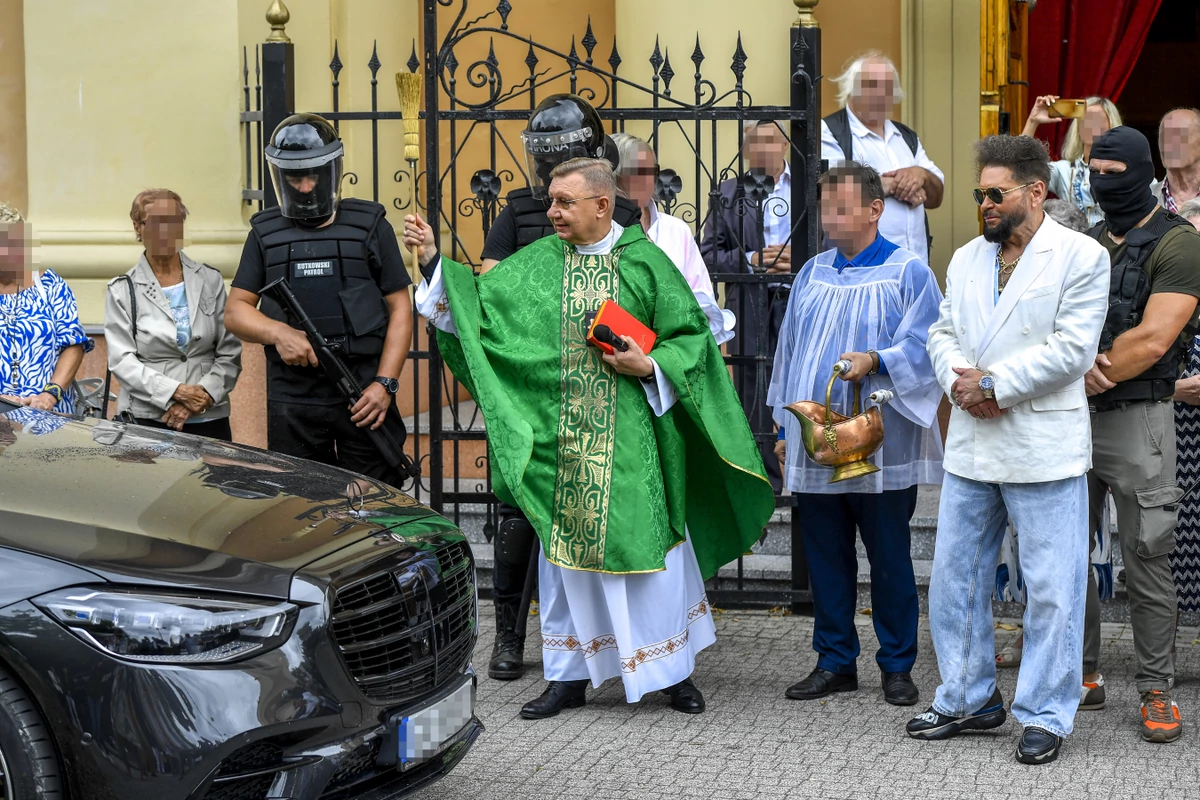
[415,602,1200,800]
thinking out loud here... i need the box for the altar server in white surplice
[768,162,944,707]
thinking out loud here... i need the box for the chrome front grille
[329,541,476,704]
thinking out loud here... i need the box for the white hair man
[1153,108,1200,213]
[821,51,944,264]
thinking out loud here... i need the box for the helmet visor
[268,158,342,220]
[521,128,595,200]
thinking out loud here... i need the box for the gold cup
[785,361,887,483]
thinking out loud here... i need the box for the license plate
[391,678,475,770]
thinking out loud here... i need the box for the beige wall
[0,0,26,215]
[24,0,247,321]
[904,0,981,280]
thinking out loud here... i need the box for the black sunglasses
[972,182,1035,206]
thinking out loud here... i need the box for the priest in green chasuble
[406,158,775,719]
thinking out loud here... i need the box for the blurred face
[821,177,882,251]
[546,172,610,245]
[978,166,1040,244]
[1187,215,1200,232]
[621,149,658,210]
[745,123,788,175]
[285,174,319,194]
[1160,111,1200,171]
[0,223,30,280]
[140,198,186,260]
[1080,104,1112,148]
[851,61,896,119]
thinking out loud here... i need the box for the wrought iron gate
[241,0,823,610]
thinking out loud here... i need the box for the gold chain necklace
[996,250,1021,293]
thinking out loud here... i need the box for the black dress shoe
[662,678,706,714]
[519,680,588,720]
[881,671,919,706]
[1016,726,1062,764]
[906,688,1006,740]
[785,668,858,700]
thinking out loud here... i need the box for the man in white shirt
[821,51,944,264]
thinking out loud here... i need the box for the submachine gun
[261,277,420,487]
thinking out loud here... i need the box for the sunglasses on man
[972,182,1035,206]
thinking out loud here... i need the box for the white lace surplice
[767,247,945,494]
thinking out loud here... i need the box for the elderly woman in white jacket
[104,190,242,440]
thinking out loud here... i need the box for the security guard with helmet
[225,112,414,483]
[465,94,642,682]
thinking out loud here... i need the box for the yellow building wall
[0,0,27,216]
[24,0,246,321]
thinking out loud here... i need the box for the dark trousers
[725,282,788,492]
[135,416,233,442]
[493,502,534,606]
[267,401,395,484]
[796,486,920,675]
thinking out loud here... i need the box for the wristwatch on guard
[374,376,399,395]
[978,372,995,400]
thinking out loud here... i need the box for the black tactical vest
[250,198,390,360]
[506,187,643,249]
[1089,210,1194,409]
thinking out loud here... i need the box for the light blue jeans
[929,472,1088,737]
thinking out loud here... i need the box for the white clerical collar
[575,221,625,256]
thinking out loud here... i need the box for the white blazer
[927,215,1110,483]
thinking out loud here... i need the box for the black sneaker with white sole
[906,688,1007,740]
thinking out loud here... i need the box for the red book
[586,299,656,355]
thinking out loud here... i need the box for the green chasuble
[435,224,775,577]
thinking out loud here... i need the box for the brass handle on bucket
[824,360,861,424]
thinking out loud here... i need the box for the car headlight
[33,588,297,664]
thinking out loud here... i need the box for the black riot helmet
[520,94,615,200]
[265,113,344,221]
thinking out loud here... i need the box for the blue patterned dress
[0,270,93,414]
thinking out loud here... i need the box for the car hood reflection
[0,410,448,599]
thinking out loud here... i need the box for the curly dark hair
[974,134,1051,187]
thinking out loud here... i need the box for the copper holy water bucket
[785,360,893,483]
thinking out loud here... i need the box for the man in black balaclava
[1080,125,1200,744]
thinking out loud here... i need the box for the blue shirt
[161,282,191,351]
[831,232,900,273]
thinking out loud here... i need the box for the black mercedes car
[0,399,481,799]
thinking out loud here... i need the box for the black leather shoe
[1016,726,1062,764]
[882,671,919,706]
[785,668,858,700]
[519,680,588,720]
[488,600,526,681]
[662,678,706,714]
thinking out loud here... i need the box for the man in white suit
[908,135,1110,765]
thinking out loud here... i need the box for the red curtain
[1027,0,1163,157]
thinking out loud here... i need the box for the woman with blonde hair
[1022,95,1122,226]
[104,189,242,440]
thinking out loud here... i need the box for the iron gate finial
[265,0,292,43]
[793,0,820,28]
